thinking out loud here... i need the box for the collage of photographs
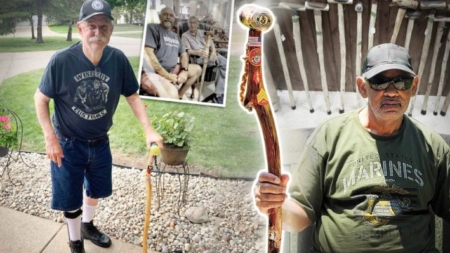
[0,0,450,252]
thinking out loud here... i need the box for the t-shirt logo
[72,71,110,120]
[91,0,104,11]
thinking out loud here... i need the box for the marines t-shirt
[289,109,450,252]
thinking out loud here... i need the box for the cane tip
[420,110,426,115]
[291,106,296,110]
[339,109,344,114]
[440,111,446,116]
[433,111,438,116]
[310,109,315,113]
[327,111,332,115]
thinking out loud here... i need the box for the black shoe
[81,220,112,248]
[69,239,85,253]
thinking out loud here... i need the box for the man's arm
[34,89,63,167]
[125,93,163,149]
[144,47,177,83]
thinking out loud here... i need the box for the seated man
[141,7,201,100]
[181,16,227,104]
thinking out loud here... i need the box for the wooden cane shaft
[434,31,450,114]
[142,174,152,253]
[441,89,450,115]
[422,21,445,113]
[356,6,363,104]
[409,13,434,116]
[313,10,331,113]
[292,15,313,111]
[405,19,414,49]
[198,35,211,102]
[338,4,346,112]
[244,28,282,253]
[391,8,406,44]
[273,22,296,109]
[368,2,378,50]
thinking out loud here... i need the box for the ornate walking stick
[237,5,282,252]
[142,143,160,253]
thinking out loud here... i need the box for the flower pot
[0,146,9,157]
[160,145,189,165]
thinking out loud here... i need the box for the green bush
[153,111,194,148]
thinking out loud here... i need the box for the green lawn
[0,56,265,178]
[49,24,144,39]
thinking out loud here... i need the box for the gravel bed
[0,152,266,252]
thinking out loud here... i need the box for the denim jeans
[50,134,112,211]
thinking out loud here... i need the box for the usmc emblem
[249,48,261,66]
[92,0,104,11]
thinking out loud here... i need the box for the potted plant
[0,109,18,157]
[153,111,195,165]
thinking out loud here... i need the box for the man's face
[77,15,112,52]
[159,8,176,29]
[188,19,199,34]
[363,69,418,121]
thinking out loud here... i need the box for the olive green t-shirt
[289,109,450,253]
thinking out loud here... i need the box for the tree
[0,0,32,35]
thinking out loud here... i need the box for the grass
[0,56,266,178]
[49,24,144,39]
[0,37,81,53]
[48,24,144,33]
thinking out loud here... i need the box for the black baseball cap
[79,0,114,21]
[362,43,416,78]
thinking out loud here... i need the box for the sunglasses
[366,76,414,91]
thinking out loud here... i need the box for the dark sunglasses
[365,76,414,91]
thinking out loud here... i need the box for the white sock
[82,203,97,223]
[65,210,81,241]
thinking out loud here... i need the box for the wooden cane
[306,1,331,114]
[273,21,296,110]
[408,11,435,116]
[390,0,419,45]
[434,30,450,115]
[198,32,213,102]
[272,2,312,112]
[421,21,445,115]
[292,14,314,113]
[328,0,353,113]
[142,143,160,253]
[238,5,282,252]
[355,2,363,106]
[368,0,378,51]
[404,10,420,49]
[440,89,450,116]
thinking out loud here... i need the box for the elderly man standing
[253,44,450,252]
[34,0,163,252]
[182,16,227,104]
[141,7,201,100]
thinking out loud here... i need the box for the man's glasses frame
[365,76,415,91]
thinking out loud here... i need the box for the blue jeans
[50,133,112,211]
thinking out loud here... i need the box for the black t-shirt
[39,42,138,139]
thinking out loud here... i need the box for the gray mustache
[89,36,107,42]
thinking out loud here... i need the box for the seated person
[141,7,201,100]
[181,16,227,104]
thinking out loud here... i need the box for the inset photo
[138,0,232,106]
